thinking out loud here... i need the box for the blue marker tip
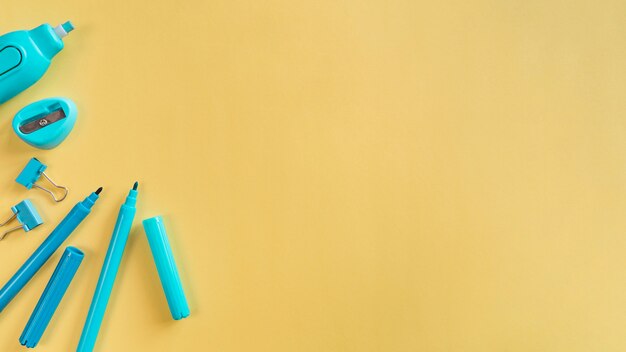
[62,21,74,33]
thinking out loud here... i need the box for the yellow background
[1,0,626,351]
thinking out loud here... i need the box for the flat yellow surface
[1,0,626,351]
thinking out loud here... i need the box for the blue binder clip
[16,158,69,202]
[0,199,43,240]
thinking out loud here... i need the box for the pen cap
[20,246,84,348]
[142,216,190,320]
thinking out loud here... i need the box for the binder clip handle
[0,213,20,240]
[16,158,69,202]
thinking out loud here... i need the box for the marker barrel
[77,188,137,352]
[0,191,99,313]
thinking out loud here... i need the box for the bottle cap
[142,216,190,320]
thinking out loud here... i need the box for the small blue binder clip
[16,158,69,202]
[0,199,43,240]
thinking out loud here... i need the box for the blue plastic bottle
[0,21,74,105]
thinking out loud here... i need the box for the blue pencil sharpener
[12,97,77,150]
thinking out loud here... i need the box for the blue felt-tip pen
[77,183,138,352]
[0,188,102,313]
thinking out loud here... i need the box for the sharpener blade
[19,109,66,134]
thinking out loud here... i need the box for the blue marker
[77,183,138,352]
[0,21,75,105]
[0,188,102,313]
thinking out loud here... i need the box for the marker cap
[142,216,190,320]
[20,246,84,348]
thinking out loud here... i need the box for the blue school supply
[13,98,78,149]
[16,158,69,202]
[0,188,101,313]
[0,199,43,240]
[143,216,190,320]
[0,22,75,105]
[20,246,84,348]
[78,183,138,352]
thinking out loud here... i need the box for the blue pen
[77,183,138,352]
[0,188,102,313]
